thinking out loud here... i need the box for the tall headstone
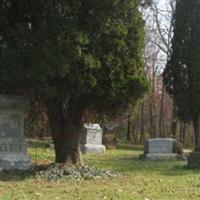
[143,138,178,159]
[81,123,106,154]
[0,95,31,171]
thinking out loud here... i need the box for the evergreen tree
[164,0,200,150]
[0,0,149,163]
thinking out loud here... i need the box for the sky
[144,0,174,72]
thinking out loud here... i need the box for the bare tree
[151,0,176,137]
[142,0,175,138]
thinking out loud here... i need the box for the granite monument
[0,95,31,171]
[143,138,178,160]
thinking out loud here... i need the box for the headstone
[81,123,106,154]
[188,152,200,168]
[143,138,178,159]
[0,95,31,171]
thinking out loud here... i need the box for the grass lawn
[1,140,200,200]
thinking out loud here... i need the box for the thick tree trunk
[46,98,84,164]
[193,116,200,152]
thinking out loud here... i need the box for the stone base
[81,144,106,154]
[188,152,200,169]
[0,155,31,171]
[142,153,178,160]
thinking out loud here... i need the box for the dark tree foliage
[164,0,200,151]
[0,0,148,163]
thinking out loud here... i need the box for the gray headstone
[81,123,105,154]
[188,152,200,168]
[0,95,31,171]
[143,138,177,160]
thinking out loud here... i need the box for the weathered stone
[188,152,200,168]
[82,144,106,154]
[0,95,31,171]
[81,123,105,154]
[143,138,178,160]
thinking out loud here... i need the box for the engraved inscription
[86,130,102,145]
[0,144,26,154]
[147,139,175,154]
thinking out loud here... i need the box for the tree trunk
[132,113,139,144]
[149,97,157,138]
[126,114,131,142]
[171,119,177,139]
[46,98,84,164]
[159,83,165,137]
[179,120,183,142]
[179,121,186,144]
[140,103,145,144]
[183,122,186,144]
[193,116,200,152]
